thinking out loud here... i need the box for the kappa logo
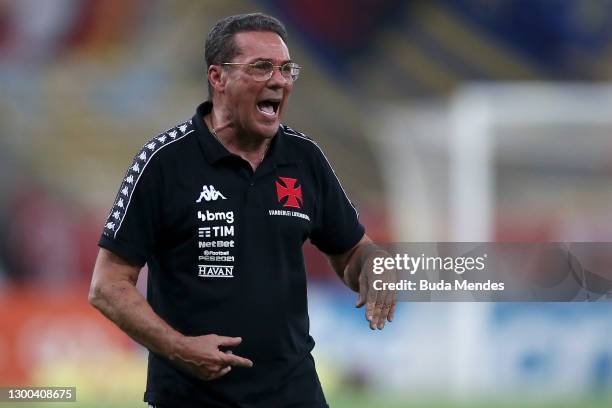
[196,185,227,203]
[198,265,234,278]
[276,177,302,209]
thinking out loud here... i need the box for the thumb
[217,336,242,347]
[355,274,367,308]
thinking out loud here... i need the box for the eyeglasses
[220,61,301,82]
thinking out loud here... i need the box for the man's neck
[205,109,271,171]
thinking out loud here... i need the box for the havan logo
[198,265,234,278]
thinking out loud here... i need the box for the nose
[267,67,291,87]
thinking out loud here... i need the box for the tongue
[258,103,274,115]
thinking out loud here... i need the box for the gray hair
[205,13,288,99]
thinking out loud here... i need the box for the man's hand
[171,334,253,380]
[355,251,397,330]
[89,249,253,381]
[328,235,398,330]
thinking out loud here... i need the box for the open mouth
[256,99,280,117]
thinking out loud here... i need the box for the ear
[208,65,226,94]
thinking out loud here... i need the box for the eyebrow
[247,57,293,64]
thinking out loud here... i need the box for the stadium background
[1,0,612,406]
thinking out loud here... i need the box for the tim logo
[198,265,234,278]
[196,185,227,203]
[275,177,302,209]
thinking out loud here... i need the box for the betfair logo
[196,185,227,203]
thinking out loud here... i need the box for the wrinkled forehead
[232,31,291,62]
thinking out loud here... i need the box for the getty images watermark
[371,252,500,292]
[368,243,612,301]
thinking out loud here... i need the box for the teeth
[257,102,276,116]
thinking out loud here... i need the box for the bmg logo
[198,210,234,224]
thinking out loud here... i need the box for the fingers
[366,285,383,329]
[370,301,394,329]
[367,274,397,330]
[203,351,252,380]
[375,295,394,330]
[176,334,253,381]
[218,351,253,368]
[365,275,378,321]
[388,290,397,322]
[355,271,368,308]
[370,288,392,329]
[206,365,232,380]
[365,301,374,323]
[369,300,384,330]
[358,249,398,330]
[218,366,232,376]
[216,336,242,347]
[387,303,396,322]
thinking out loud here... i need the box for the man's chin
[253,122,280,139]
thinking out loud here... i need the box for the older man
[89,12,395,408]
